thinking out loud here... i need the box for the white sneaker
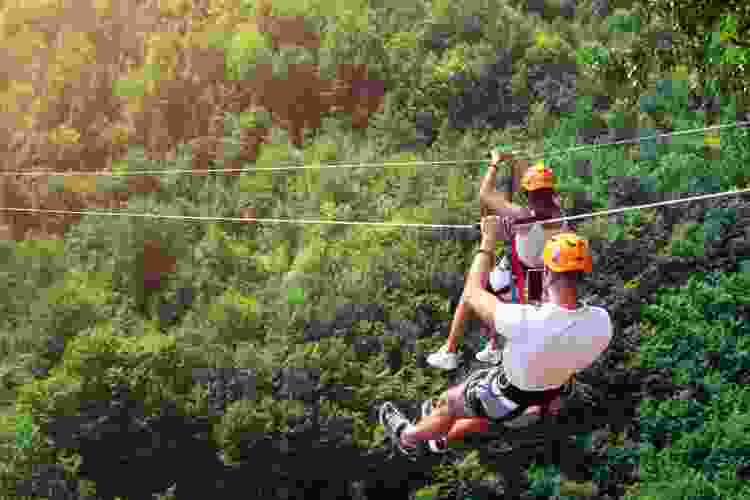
[426,344,459,370]
[475,343,502,364]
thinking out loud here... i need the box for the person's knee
[435,392,451,413]
[441,388,464,417]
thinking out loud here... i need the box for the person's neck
[549,290,579,310]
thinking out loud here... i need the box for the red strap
[511,237,526,304]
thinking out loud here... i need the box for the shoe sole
[475,352,502,364]
[427,362,458,370]
[428,440,448,453]
[427,355,458,370]
[476,357,502,364]
[421,399,433,418]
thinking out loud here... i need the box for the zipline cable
[1,187,748,229]
[2,120,748,177]
[512,186,750,229]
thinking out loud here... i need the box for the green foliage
[190,223,263,302]
[426,0,501,39]
[432,43,473,83]
[669,222,707,257]
[718,14,750,65]
[3,3,750,499]
[526,462,563,497]
[12,413,37,451]
[703,206,737,242]
[0,239,68,329]
[319,2,381,70]
[215,396,306,464]
[526,29,575,64]
[381,29,424,90]
[412,484,442,500]
[205,287,264,345]
[640,398,707,444]
[432,450,497,489]
[8,323,210,478]
[607,222,626,241]
[283,337,363,392]
[635,0,750,100]
[607,12,642,34]
[26,269,113,361]
[576,43,611,68]
[225,27,272,81]
[628,271,750,498]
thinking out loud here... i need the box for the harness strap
[510,237,525,303]
[510,237,545,304]
[469,358,566,423]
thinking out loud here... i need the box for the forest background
[0,0,750,499]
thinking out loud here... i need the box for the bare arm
[465,217,503,327]
[480,153,531,218]
[464,216,529,339]
[481,192,530,219]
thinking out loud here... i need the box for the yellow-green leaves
[238,108,273,130]
[226,24,270,80]
[208,288,258,324]
[432,43,471,83]
[624,279,640,289]
[535,30,563,50]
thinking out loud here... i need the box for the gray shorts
[446,367,518,419]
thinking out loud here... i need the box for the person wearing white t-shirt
[380,223,613,458]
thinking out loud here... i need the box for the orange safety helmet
[543,232,593,273]
[521,161,556,191]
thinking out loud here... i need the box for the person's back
[493,301,612,391]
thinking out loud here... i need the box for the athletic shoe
[379,402,422,460]
[426,343,459,370]
[475,343,502,364]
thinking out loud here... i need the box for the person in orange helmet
[380,228,612,458]
[427,149,571,370]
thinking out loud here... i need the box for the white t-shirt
[493,301,612,391]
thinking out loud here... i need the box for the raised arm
[480,151,531,219]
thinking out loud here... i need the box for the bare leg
[446,417,490,442]
[404,391,490,447]
[446,272,497,353]
[401,413,458,446]
[446,295,470,353]
[400,392,458,447]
